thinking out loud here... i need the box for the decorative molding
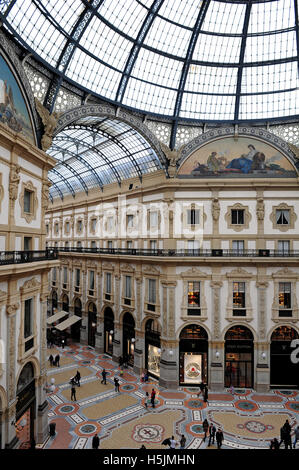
[269,202,297,232]
[224,202,252,231]
[256,197,265,221]
[180,267,208,279]
[9,164,20,201]
[120,263,135,273]
[19,180,38,223]
[142,265,160,276]
[20,277,41,294]
[6,303,20,316]
[226,268,253,279]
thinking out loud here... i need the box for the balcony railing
[0,249,58,265]
[48,247,299,258]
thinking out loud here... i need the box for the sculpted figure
[35,98,61,151]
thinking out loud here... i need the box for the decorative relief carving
[9,164,20,201]
[256,198,265,221]
[6,303,19,316]
[212,197,220,221]
[42,181,51,211]
[142,265,160,276]
[120,263,135,273]
[181,267,208,279]
[35,98,61,151]
[159,142,183,177]
[20,277,41,293]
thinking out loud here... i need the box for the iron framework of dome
[0,0,298,132]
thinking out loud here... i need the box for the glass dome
[1,0,298,123]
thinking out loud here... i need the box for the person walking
[169,436,178,449]
[101,368,107,384]
[198,381,205,398]
[216,428,224,449]
[180,434,186,449]
[270,438,280,450]
[71,384,77,401]
[293,425,299,448]
[75,370,81,387]
[48,354,54,367]
[208,423,216,446]
[55,353,60,367]
[144,391,149,409]
[202,418,209,442]
[92,434,100,449]
[283,420,292,449]
[279,425,286,448]
[151,388,156,408]
[114,377,120,392]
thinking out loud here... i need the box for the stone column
[112,321,121,363]
[210,280,224,391]
[36,291,49,443]
[80,268,88,344]
[6,303,19,448]
[255,279,270,392]
[133,330,143,376]
[95,270,103,353]
[159,281,178,389]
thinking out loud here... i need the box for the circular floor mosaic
[79,424,97,434]
[235,400,258,412]
[286,401,299,412]
[186,399,205,409]
[190,424,204,434]
[132,424,164,443]
[237,420,273,433]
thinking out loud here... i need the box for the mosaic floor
[40,343,299,450]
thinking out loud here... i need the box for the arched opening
[71,298,82,342]
[87,302,97,348]
[145,319,161,379]
[122,312,135,367]
[225,325,254,388]
[179,324,208,386]
[62,294,69,312]
[16,363,35,448]
[104,307,114,356]
[270,326,299,389]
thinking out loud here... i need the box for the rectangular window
[148,279,156,304]
[89,271,95,290]
[65,221,70,233]
[125,275,132,299]
[107,217,113,231]
[77,241,82,248]
[75,269,80,287]
[63,267,67,284]
[127,241,133,249]
[77,220,82,232]
[150,240,157,251]
[24,298,32,338]
[276,209,290,225]
[108,240,113,250]
[24,237,32,251]
[232,240,245,254]
[24,189,32,213]
[279,282,291,309]
[187,209,199,225]
[91,219,97,232]
[65,241,69,248]
[53,267,57,281]
[46,224,49,234]
[233,282,246,311]
[150,211,158,227]
[91,241,97,249]
[55,223,59,234]
[127,214,134,228]
[188,240,195,253]
[188,281,200,306]
[278,240,290,254]
[231,209,244,225]
[106,272,112,294]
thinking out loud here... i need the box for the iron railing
[48,247,299,258]
[0,250,58,265]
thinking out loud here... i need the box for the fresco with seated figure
[178,137,296,178]
[0,53,35,143]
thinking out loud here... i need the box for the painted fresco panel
[178,137,296,178]
[0,53,35,143]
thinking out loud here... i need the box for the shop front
[179,324,208,386]
[16,363,36,448]
[270,326,299,389]
[104,307,114,356]
[145,319,161,379]
[71,298,82,342]
[225,325,254,388]
[122,312,135,366]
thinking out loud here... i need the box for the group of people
[141,370,149,383]
[202,418,223,448]
[269,420,299,449]
[144,388,156,408]
[48,353,60,367]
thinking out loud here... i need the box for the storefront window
[147,344,161,377]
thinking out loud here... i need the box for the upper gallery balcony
[0,250,58,266]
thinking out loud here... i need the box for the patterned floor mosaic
[40,343,299,450]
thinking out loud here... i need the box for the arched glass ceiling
[1,0,298,125]
[47,116,164,200]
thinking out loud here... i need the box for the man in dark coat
[151,388,156,408]
[92,434,100,449]
[75,370,81,387]
[216,428,224,449]
[202,419,209,442]
[55,353,60,367]
[101,368,107,384]
[208,424,216,446]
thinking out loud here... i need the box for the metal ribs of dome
[0,0,298,138]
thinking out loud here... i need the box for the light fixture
[169,350,173,356]
[261,352,266,360]
[157,348,161,355]
[92,322,96,328]
[50,378,55,384]
[110,330,114,335]
[131,338,135,343]
[215,350,220,359]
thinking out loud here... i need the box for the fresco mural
[0,53,35,143]
[178,137,296,178]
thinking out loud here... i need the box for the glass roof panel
[239,89,299,120]
[99,0,148,39]
[184,65,238,95]
[244,30,297,63]
[201,1,246,35]
[193,33,242,64]
[144,16,192,57]
[40,0,83,34]
[248,0,295,34]
[158,0,199,28]
[241,61,298,94]
[180,92,235,120]
[79,17,132,71]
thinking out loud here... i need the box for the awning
[47,310,69,325]
[54,315,81,331]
